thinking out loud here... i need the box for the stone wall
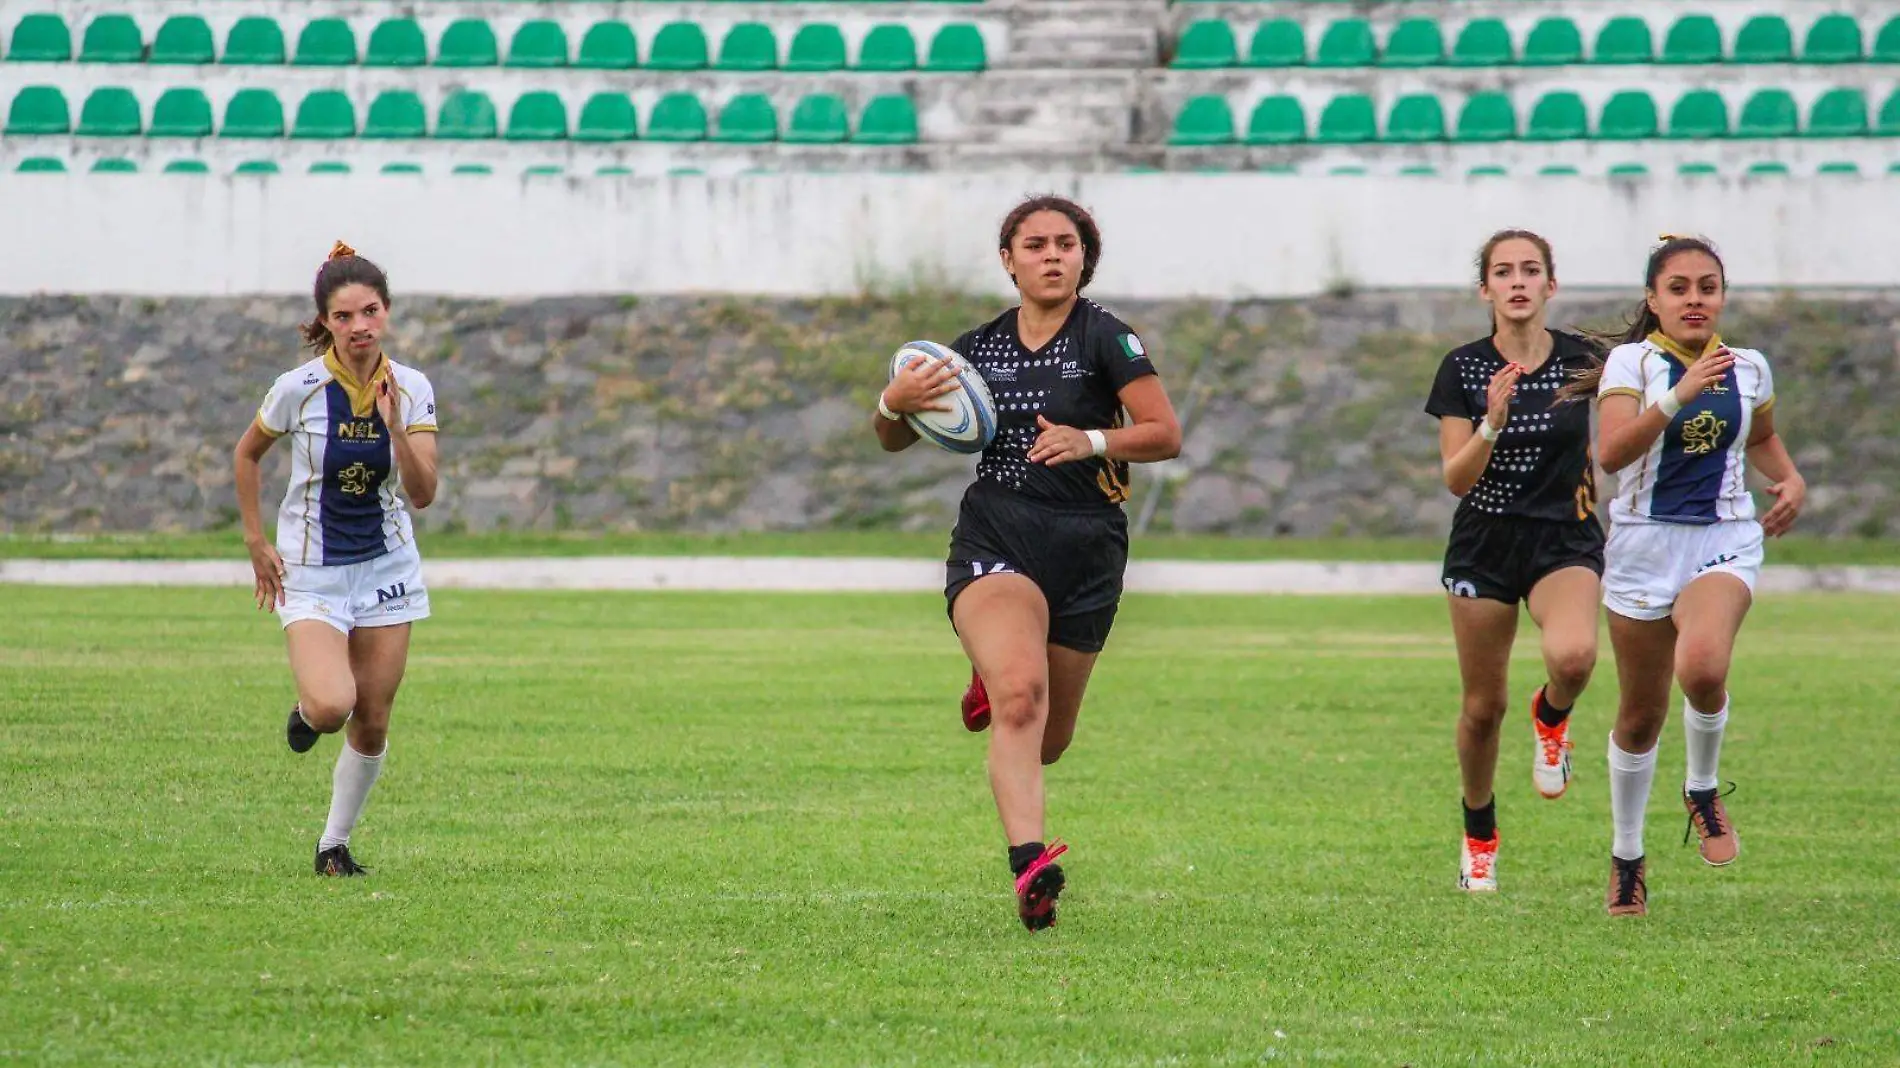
[2,290,1894,539]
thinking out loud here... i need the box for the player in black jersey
[1423,229,1606,894]
[873,195,1182,930]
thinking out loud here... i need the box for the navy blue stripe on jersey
[319,382,394,565]
[1650,360,1743,524]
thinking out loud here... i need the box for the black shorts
[944,481,1129,653]
[1442,513,1605,605]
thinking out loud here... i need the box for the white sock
[1608,734,1658,862]
[1683,693,1729,794]
[319,741,385,851]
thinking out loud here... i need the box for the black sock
[1536,690,1572,728]
[1008,841,1045,876]
[1463,797,1497,841]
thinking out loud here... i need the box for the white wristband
[876,392,901,422]
[1657,391,1683,418]
[1478,421,1501,443]
[1085,429,1108,457]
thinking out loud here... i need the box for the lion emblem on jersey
[337,462,373,495]
[1680,411,1728,456]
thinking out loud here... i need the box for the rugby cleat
[1606,854,1647,916]
[1015,840,1068,931]
[1459,833,1499,893]
[1683,783,1739,866]
[315,843,368,877]
[1530,687,1574,799]
[961,669,991,733]
[287,703,321,754]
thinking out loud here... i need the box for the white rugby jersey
[1597,333,1774,526]
[254,350,439,566]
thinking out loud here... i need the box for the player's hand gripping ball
[885,341,998,455]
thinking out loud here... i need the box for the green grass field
[5,529,1900,566]
[4,587,1897,1065]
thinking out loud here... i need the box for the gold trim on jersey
[323,349,391,418]
[405,424,438,434]
[1647,330,1724,367]
[1599,387,1644,402]
[1754,394,1776,415]
[253,413,283,439]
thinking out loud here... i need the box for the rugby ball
[888,340,997,455]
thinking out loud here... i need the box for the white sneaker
[1531,687,1573,799]
[1460,834,1498,892]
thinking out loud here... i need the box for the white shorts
[278,541,431,634]
[1603,519,1763,621]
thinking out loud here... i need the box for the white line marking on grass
[4,557,1900,594]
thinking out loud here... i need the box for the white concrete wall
[0,172,1893,298]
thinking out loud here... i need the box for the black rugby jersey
[952,299,1157,507]
[1424,330,1600,524]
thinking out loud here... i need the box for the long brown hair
[1555,233,1726,404]
[301,240,392,354]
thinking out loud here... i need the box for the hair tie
[328,240,357,261]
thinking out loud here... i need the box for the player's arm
[389,426,438,509]
[1437,364,1519,496]
[872,358,959,453]
[1597,347,1737,471]
[234,418,285,609]
[1745,407,1805,536]
[1104,376,1181,463]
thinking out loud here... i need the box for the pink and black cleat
[1015,840,1068,931]
[961,669,991,732]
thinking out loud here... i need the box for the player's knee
[1550,644,1597,692]
[1674,653,1729,708]
[301,691,355,732]
[988,675,1048,734]
[1459,692,1508,730]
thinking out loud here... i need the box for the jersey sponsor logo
[1119,333,1146,360]
[1680,411,1728,455]
[376,582,408,604]
[336,419,382,441]
[337,462,374,496]
[1443,577,1479,599]
[986,364,1018,383]
[426,402,436,415]
[1060,360,1084,380]
[302,375,320,385]
[1695,552,1740,574]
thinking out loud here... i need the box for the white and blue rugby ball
[889,340,997,455]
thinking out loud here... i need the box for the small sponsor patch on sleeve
[1119,333,1146,360]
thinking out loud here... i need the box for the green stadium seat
[577,23,636,70]
[857,94,918,144]
[234,160,279,175]
[575,92,636,141]
[858,25,917,71]
[365,20,427,67]
[1593,18,1653,64]
[646,92,708,141]
[1455,92,1516,141]
[6,86,68,133]
[381,163,422,176]
[1328,166,1367,177]
[1316,94,1376,142]
[1662,16,1722,64]
[1608,163,1649,177]
[1248,20,1304,67]
[1384,94,1445,141]
[596,166,633,177]
[1398,165,1438,177]
[436,90,498,138]
[1880,90,1900,135]
[292,90,355,138]
[438,20,498,67]
[786,24,846,71]
[1736,88,1798,137]
[1174,21,1238,68]
[452,163,492,176]
[715,93,777,142]
[294,20,355,66]
[1315,20,1375,67]
[1450,19,1512,66]
[1818,161,1860,175]
[18,157,65,172]
[1668,90,1728,138]
[649,22,708,70]
[1802,15,1862,63]
[164,159,210,174]
[506,91,567,140]
[308,161,350,175]
[1807,88,1867,136]
[1746,161,1790,176]
[1876,18,1900,63]
[1523,19,1583,66]
[362,90,427,138]
[77,87,141,136]
[149,88,212,137]
[1170,95,1234,144]
[1598,91,1658,139]
[91,158,136,173]
[80,16,142,63]
[718,23,777,70]
[224,18,285,65]
[1539,165,1581,177]
[1526,91,1587,140]
[1245,95,1304,144]
[1380,20,1442,67]
[786,93,849,143]
[1732,16,1792,63]
[508,21,568,68]
[151,16,214,64]
[1679,162,1719,175]
[8,15,73,62]
[222,89,285,138]
[1468,165,1508,177]
[523,165,562,178]
[926,24,985,71]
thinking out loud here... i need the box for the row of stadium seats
[4,86,921,142]
[1171,88,1900,144]
[1174,14,1900,68]
[3,15,988,71]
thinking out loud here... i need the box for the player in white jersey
[1563,235,1807,915]
[232,241,440,877]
